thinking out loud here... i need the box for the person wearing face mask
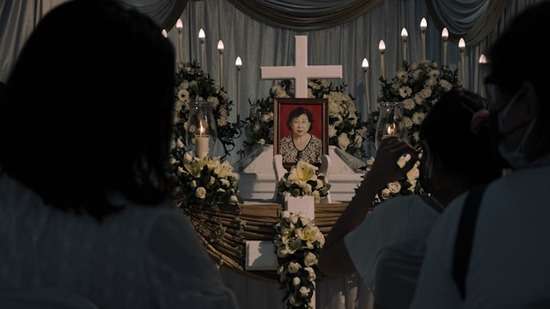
[319,89,501,309]
[279,107,322,168]
[410,4,550,309]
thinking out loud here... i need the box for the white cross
[261,36,343,98]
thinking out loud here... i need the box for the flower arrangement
[378,61,460,147]
[171,151,240,209]
[173,62,240,158]
[277,161,330,203]
[242,79,368,159]
[368,153,422,205]
[274,211,325,309]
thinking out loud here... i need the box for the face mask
[492,83,539,169]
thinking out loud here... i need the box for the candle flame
[217,40,224,51]
[420,18,428,30]
[198,28,206,40]
[479,54,488,64]
[441,27,449,40]
[176,19,183,29]
[401,28,408,38]
[362,58,369,69]
[387,123,397,136]
[459,38,466,50]
[378,40,386,52]
[199,122,205,135]
[161,29,168,38]
[235,56,243,67]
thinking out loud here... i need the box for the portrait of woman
[275,99,328,169]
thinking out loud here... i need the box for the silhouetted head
[419,89,502,200]
[0,0,175,219]
[487,2,550,167]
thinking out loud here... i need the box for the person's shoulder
[310,135,322,145]
[281,136,292,143]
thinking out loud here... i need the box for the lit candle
[401,28,408,66]
[379,40,386,80]
[198,28,206,69]
[362,58,370,115]
[235,56,243,123]
[217,40,224,88]
[441,28,449,66]
[161,29,168,38]
[195,121,209,159]
[420,18,428,61]
[176,19,184,66]
[478,54,487,64]
[459,38,466,84]
[479,53,488,97]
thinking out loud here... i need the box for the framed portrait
[274,98,328,169]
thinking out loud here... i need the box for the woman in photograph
[280,106,322,167]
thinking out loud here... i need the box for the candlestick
[235,56,243,123]
[442,28,449,66]
[459,38,466,84]
[378,40,386,80]
[401,28,408,67]
[420,18,427,61]
[198,28,206,69]
[195,121,209,159]
[176,19,183,66]
[362,58,370,115]
[217,40,224,88]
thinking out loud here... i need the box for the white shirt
[411,165,550,309]
[344,195,441,289]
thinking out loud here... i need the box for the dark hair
[420,89,501,186]
[287,107,313,132]
[0,0,175,219]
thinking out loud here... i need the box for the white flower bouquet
[277,161,330,203]
[171,152,240,209]
[378,61,460,147]
[274,211,325,309]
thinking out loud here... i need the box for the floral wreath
[242,79,369,160]
[274,211,325,309]
[172,62,240,159]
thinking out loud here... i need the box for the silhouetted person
[411,3,550,309]
[0,1,238,308]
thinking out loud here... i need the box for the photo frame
[274,98,328,169]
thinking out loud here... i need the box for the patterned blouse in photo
[280,134,322,166]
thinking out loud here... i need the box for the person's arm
[319,137,416,276]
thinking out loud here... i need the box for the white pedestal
[285,195,315,221]
[239,145,363,201]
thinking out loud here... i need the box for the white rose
[230,195,239,204]
[337,133,350,151]
[288,261,301,273]
[220,178,230,187]
[412,112,426,125]
[282,211,290,219]
[299,286,311,297]
[425,78,437,88]
[414,95,424,105]
[258,138,266,145]
[177,166,185,174]
[176,138,185,149]
[262,113,272,123]
[217,116,227,127]
[275,86,289,98]
[304,267,316,281]
[290,214,299,224]
[328,125,337,138]
[401,117,414,129]
[428,69,440,79]
[304,252,318,266]
[397,153,411,168]
[354,134,363,145]
[388,181,402,194]
[440,79,453,91]
[207,96,219,109]
[419,88,432,99]
[397,71,408,82]
[399,86,413,98]
[328,100,342,115]
[195,187,206,199]
[209,176,216,185]
[293,277,301,286]
[277,248,290,258]
[403,99,415,110]
[191,180,197,188]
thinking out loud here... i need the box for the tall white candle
[401,28,408,67]
[176,19,183,66]
[379,40,386,80]
[198,28,206,69]
[235,56,243,123]
[441,28,449,66]
[459,38,466,84]
[217,40,224,88]
[362,58,370,116]
[196,122,209,159]
[420,18,428,61]
[479,53,488,97]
